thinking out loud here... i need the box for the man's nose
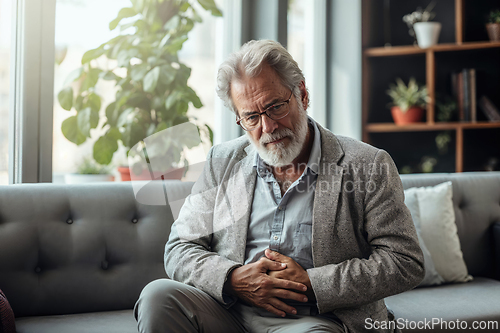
[261,114,278,133]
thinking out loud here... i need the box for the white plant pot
[64,173,114,184]
[414,22,442,48]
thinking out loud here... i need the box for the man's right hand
[226,257,309,317]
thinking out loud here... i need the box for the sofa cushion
[407,182,472,283]
[400,172,500,279]
[403,190,444,287]
[385,277,500,332]
[0,289,16,333]
[15,310,137,333]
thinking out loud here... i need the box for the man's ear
[299,80,308,110]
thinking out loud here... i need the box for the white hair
[216,40,307,115]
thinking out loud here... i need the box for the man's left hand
[265,249,316,302]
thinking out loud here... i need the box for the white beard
[249,98,308,167]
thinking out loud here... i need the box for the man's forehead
[230,70,287,115]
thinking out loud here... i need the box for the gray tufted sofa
[0,180,193,333]
[0,172,499,333]
[386,172,500,333]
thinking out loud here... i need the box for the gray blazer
[165,122,424,332]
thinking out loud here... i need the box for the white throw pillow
[404,189,444,287]
[408,181,472,283]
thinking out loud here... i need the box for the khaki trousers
[134,279,346,333]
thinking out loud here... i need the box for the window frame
[9,0,55,184]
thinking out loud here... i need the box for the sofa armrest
[494,222,500,280]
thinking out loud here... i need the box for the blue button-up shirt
[244,118,321,270]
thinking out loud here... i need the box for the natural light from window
[0,0,12,185]
[52,0,222,183]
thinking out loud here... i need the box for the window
[52,0,223,182]
[0,0,12,185]
[287,0,306,71]
[52,0,131,182]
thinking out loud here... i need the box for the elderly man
[135,40,424,333]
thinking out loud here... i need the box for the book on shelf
[478,96,500,122]
[451,68,477,122]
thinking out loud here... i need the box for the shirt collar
[253,116,322,177]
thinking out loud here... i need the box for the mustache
[260,129,294,145]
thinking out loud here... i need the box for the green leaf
[186,87,202,108]
[179,2,190,12]
[130,64,148,81]
[165,91,183,110]
[179,18,194,35]
[143,66,160,93]
[74,95,84,111]
[159,65,176,85]
[117,108,135,127]
[156,121,168,133]
[122,121,146,148]
[109,7,137,31]
[82,45,106,64]
[100,71,121,81]
[159,34,171,48]
[177,101,188,115]
[127,93,151,110]
[197,0,222,16]
[58,87,74,111]
[61,116,86,145]
[88,93,102,112]
[107,127,122,141]
[166,37,188,53]
[77,107,99,137]
[81,68,101,91]
[205,124,214,144]
[63,67,84,86]
[93,135,118,165]
[117,50,130,67]
[134,19,148,32]
[105,102,119,126]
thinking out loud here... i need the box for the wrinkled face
[231,64,309,167]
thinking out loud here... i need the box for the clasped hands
[226,249,315,317]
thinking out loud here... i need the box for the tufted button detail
[101,261,109,270]
[66,218,73,224]
[132,218,138,224]
[35,267,41,273]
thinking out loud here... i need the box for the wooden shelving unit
[362,0,500,173]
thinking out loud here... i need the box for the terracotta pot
[117,166,184,181]
[391,106,425,125]
[486,23,500,42]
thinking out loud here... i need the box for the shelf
[366,122,500,132]
[364,41,500,57]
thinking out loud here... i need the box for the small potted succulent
[486,9,500,42]
[64,156,114,184]
[403,1,441,48]
[386,77,429,125]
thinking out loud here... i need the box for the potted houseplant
[57,0,220,181]
[486,9,500,42]
[387,77,429,125]
[403,1,441,48]
[64,156,114,184]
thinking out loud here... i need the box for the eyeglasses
[236,91,293,131]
